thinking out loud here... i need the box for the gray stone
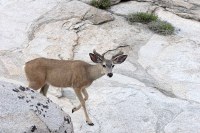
[0,81,73,133]
[85,7,114,25]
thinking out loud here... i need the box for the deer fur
[25,50,127,126]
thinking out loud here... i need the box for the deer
[24,50,128,126]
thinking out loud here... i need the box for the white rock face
[24,1,114,61]
[137,8,200,102]
[1,0,200,132]
[0,81,73,133]
[0,0,67,50]
[110,2,200,103]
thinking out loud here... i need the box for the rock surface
[1,0,200,133]
[0,81,73,133]
[110,1,153,16]
[155,0,200,21]
[131,0,200,21]
[49,75,200,133]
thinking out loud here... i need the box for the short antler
[112,51,124,59]
[93,49,104,58]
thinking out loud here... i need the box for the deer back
[25,58,93,89]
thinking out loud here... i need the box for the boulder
[0,81,73,133]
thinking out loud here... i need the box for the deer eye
[103,65,106,68]
[112,65,115,68]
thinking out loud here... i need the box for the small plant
[91,0,111,9]
[126,12,175,35]
[127,12,158,24]
[148,20,175,35]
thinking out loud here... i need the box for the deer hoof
[72,107,76,113]
[57,95,64,98]
[56,93,64,98]
[86,121,94,126]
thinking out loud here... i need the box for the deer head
[89,49,128,78]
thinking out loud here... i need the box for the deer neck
[88,64,105,81]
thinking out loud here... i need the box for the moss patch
[91,0,111,9]
[127,12,158,24]
[148,20,175,35]
[127,12,174,35]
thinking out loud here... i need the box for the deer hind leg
[28,81,44,91]
[72,88,88,113]
[40,84,49,96]
[56,88,65,98]
[27,72,46,93]
[74,89,94,126]
[82,88,88,101]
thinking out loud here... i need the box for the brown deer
[25,50,127,126]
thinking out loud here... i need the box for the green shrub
[91,0,111,9]
[148,20,175,35]
[127,12,158,24]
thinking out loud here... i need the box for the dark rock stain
[19,86,26,91]
[38,110,41,114]
[13,88,20,92]
[47,98,52,103]
[43,105,49,109]
[64,117,70,124]
[31,125,37,132]
[18,95,25,99]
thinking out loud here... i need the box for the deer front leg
[74,89,94,126]
[72,88,88,113]
[82,88,88,101]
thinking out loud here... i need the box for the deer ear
[89,53,102,63]
[112,55,127,64]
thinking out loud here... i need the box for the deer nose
[107,73,113,77]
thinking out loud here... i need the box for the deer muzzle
[107,73,113,77]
